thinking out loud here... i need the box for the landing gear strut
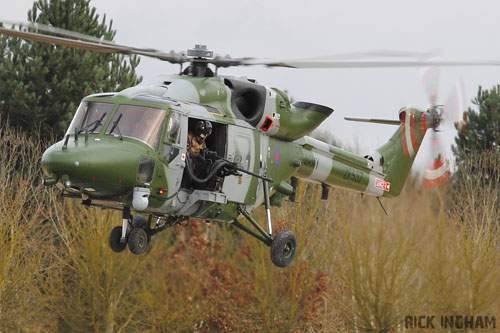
[108,208,187,255]
[234,206,297,268]
[108,207,151,255]
[233,175,297,268]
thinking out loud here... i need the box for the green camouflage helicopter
[1,21,495,267]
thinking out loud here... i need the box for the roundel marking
[274,148,280,165]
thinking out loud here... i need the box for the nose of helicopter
[41,138,142,197]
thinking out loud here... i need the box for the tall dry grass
[0,125,55,331]
[320,149,500,331]
[1,122,498,332]
[236,182,328,331]
[425,150,500,315]
[43,202,138,332]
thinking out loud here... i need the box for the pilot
[188,120,212,158]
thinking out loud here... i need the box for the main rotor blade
[210,50,425,68]
[0,24,187,64]
[344,117,400,125]
[3,20,500,69]
[1,20,118,46]
[242,57,500,69]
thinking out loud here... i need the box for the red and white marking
[423,156,450,188]
[375,178,391,192]
[400,110,420,159]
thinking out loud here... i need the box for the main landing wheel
[109,226,126,253]
[128,228,149,255]
[131,215,151,244]
[270,230,297,268]
[131,215,148,229]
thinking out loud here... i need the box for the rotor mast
[182,44,216,77]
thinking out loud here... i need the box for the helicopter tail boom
[294,107,431,198]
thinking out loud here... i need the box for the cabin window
[234,134,251,170]
[161,145,180,164]
[105,104,166,150]
[136,157,155,183]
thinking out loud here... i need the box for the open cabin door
[160,110,188,196]
[222,126,256,203]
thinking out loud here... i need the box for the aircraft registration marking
[343,167,363,184]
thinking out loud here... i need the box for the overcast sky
[3,0,500,174]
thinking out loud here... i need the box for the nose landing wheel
[109,226,127,253]
[108,211,151,255]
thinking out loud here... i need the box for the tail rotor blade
[444,77,467,132]
[454,112,468,134]
[422,155,451,188]
[419,50,442,107]
[422,131,451,188]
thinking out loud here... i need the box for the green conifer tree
[452,85,500,188]
[0,0,141,138]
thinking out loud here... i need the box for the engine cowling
[222,79,333,141]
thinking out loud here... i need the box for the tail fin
[377,108,430,197]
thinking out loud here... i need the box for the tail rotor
[419,53,452,188]
[420,56,468,188]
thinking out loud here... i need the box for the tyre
[270,230,297,268]
[109,226,126,253]
[128,228,149,255]
[132,215,148,229]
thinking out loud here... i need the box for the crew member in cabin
[188,120,212,158]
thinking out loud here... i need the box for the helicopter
[1,21,497,267]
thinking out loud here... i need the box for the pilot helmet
[194,120,212,139]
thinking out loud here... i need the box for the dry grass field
[0,125,498,332]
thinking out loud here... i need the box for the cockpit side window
[161,111,182,163]
[166,111,181,145]
[66,102,114,136]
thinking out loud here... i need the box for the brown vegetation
[0,126,499,331]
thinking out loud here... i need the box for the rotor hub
[186,44,214,59]
[182,45,216,77]
[427,105,443,130]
